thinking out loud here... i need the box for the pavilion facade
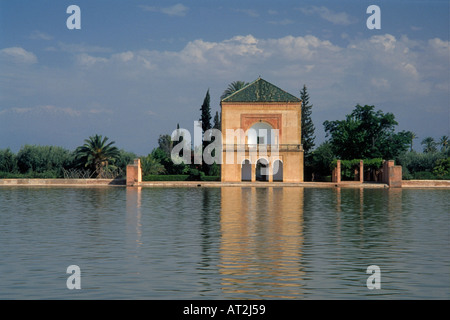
[220,78,304,182]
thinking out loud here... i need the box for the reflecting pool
[0,186,448,299]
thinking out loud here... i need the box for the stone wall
[126,159,142,186]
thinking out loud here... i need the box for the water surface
[0,186,448,299]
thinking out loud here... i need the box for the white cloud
[76,53,108,67]
[161,4,189,16]
[56,34,443,97]
[299,6,357,25]
[369,34,397,51]
[29,30,53,41]
[234,9,259,18]
[140,3,189,17]
[88,108,113,115]
[428,38,450,56]
[0,105,80,117]
[112,51,134,63]
[0,47,37,64]
[1,33,448,153]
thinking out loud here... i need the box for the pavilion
[220,77,304,182]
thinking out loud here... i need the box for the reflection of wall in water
[333,187,404,247]
[126,187,142,247]
[219,187,305,299]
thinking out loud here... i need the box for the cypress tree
[172,123,182,150]
[199,89,212,174]
[300,85,315,160]
[213,111,221,130]
[200,89,212,134]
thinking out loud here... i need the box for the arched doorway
[241,159,251,181]
[273,159,283,181]
[256,158,269,181]
[247,122,276,145]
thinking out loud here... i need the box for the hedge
[201,176,220,181]
[143,175,189,181]
[0,170,61,179]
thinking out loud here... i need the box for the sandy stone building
[220,77,304,182]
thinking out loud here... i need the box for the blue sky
[0,0,449,155]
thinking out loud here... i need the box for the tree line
[309,103,449,181]
[0,135,136,179]
[1,81,448,181]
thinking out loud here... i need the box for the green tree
[115,149,137,172]
[439,135,449,152]
[300,84,315,162]
[421,137,437,153]
[151,146,188,175]
[16,145,72,177]
[323,104,410,160]
[213,111,221,130]
[172,123,182,150]
[158,134,173,157]
[310,141,335,179]
[199,89,212,174]
[200,90,212,134]
[0,148,18,173]
[220,81,249,100]
[407,131,418,152]
[74,134,120,177]
[379,130,413,160]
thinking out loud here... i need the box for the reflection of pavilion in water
[219,187,305,299]
[123,186,406,299]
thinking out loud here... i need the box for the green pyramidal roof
[221,77,301,103]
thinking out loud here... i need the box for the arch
[247,122,276,145]
[241,159,252,181]
[273,159,283,182]
[256,158,269,181]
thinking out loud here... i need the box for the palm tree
[421,136,437,154]
[407,131,417,152]
[439,135,449,151]
[220,80,249,100]
[75,134,120,177]
[140,154,165,176]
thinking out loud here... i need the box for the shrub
[433,157,450,178]
[401,167,414,180]
[310,142,334,178]
[0,170,60,179]
[187,169,205,181]
[396,151,442,175]
[202,176,220,181]
[16,145,72,177]
[143,175,189,181]
[0,148,17,173]
[413,171,436,180]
